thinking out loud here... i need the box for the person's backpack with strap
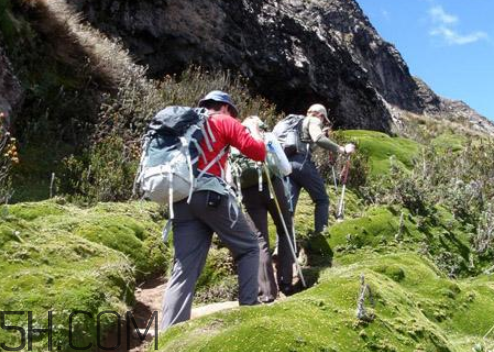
[272,114,308,156]
[229,147,264,192]
[134,106,227,212]
[229,132,292,198]
[264,132,292,178]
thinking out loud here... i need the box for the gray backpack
[135,106,226,215]
[272,114,307,156]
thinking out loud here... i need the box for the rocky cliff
[60,0,492,133]
[2,0,492,134]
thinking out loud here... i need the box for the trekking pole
[264,165,307,288]
[329,153,338,191]
[336,155,351,221]
[282,176,297,253]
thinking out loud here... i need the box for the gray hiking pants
[289,153,329,233]
[242,177,295,299]
[161,190,260,330]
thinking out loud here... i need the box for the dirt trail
[102,277,239,352]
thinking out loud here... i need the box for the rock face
[0,43,23,127]
[64,0,491,133]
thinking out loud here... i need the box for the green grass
[309,204,478,277]
[0,199,168,350]
[431,132,467,153]
[155,253,494,352]
[3,125,493,351]
[7,200,169,280]
[340,130,421,177]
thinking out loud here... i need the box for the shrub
[0,111,18,203]
[60,134,137,203]
[61,67,279,203]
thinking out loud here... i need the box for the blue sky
[355,0,494,120]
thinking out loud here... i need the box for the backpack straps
[196,146,229,179]
[187,145,229,204]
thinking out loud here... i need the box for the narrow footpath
[101,277,239,352]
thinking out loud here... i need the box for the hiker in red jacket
[161,91,266,329]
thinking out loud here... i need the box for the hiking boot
[280,284,295,297]
[260,296,275,304]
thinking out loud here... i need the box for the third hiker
[274,104,354,235]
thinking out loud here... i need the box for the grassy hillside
[340,130,421,176]
[156,253,494,352]
[2,130,494,352]
[0,200,169,350]
[3,4,494,350]
[156,129,494,352]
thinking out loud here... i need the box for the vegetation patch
[339,130,421,177]
[156,253,494,351]
[0,199,169,350]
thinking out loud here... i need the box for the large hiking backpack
[134,106,226,210]
[230,148,263,191]
[229,132,292,192]
[272,114,308,156]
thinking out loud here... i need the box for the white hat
[307,104,328,120]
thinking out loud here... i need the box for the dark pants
[242,177,295,300]
[289,153,329,233]
[161,191,260,330]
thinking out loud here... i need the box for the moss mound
[309,205,479,277]
[156,253,494,352]
[340,130,421,176]
[8,199,168,279]
[0,199,169,350]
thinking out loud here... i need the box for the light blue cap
[198,90,239,117]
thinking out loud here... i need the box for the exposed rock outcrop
[63,0,411,131]
[413,77,494,134]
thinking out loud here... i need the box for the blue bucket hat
[198,90,239,117]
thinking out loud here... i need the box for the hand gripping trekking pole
[336,155,351,221]
[264,165,307,288]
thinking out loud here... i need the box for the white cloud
[428,6,458,25]
[382,10,390,20]
[430,27,489,45]
[427,5,489,46]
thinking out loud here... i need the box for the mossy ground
[339,130,421,176]
[3,130,493,351]
[0,199,169,351]
[156,253,494,352]
[155,130,494,351]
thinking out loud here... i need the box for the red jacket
[198,112,266,177]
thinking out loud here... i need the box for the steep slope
[0,200,168,351]
[155,129,494,351]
